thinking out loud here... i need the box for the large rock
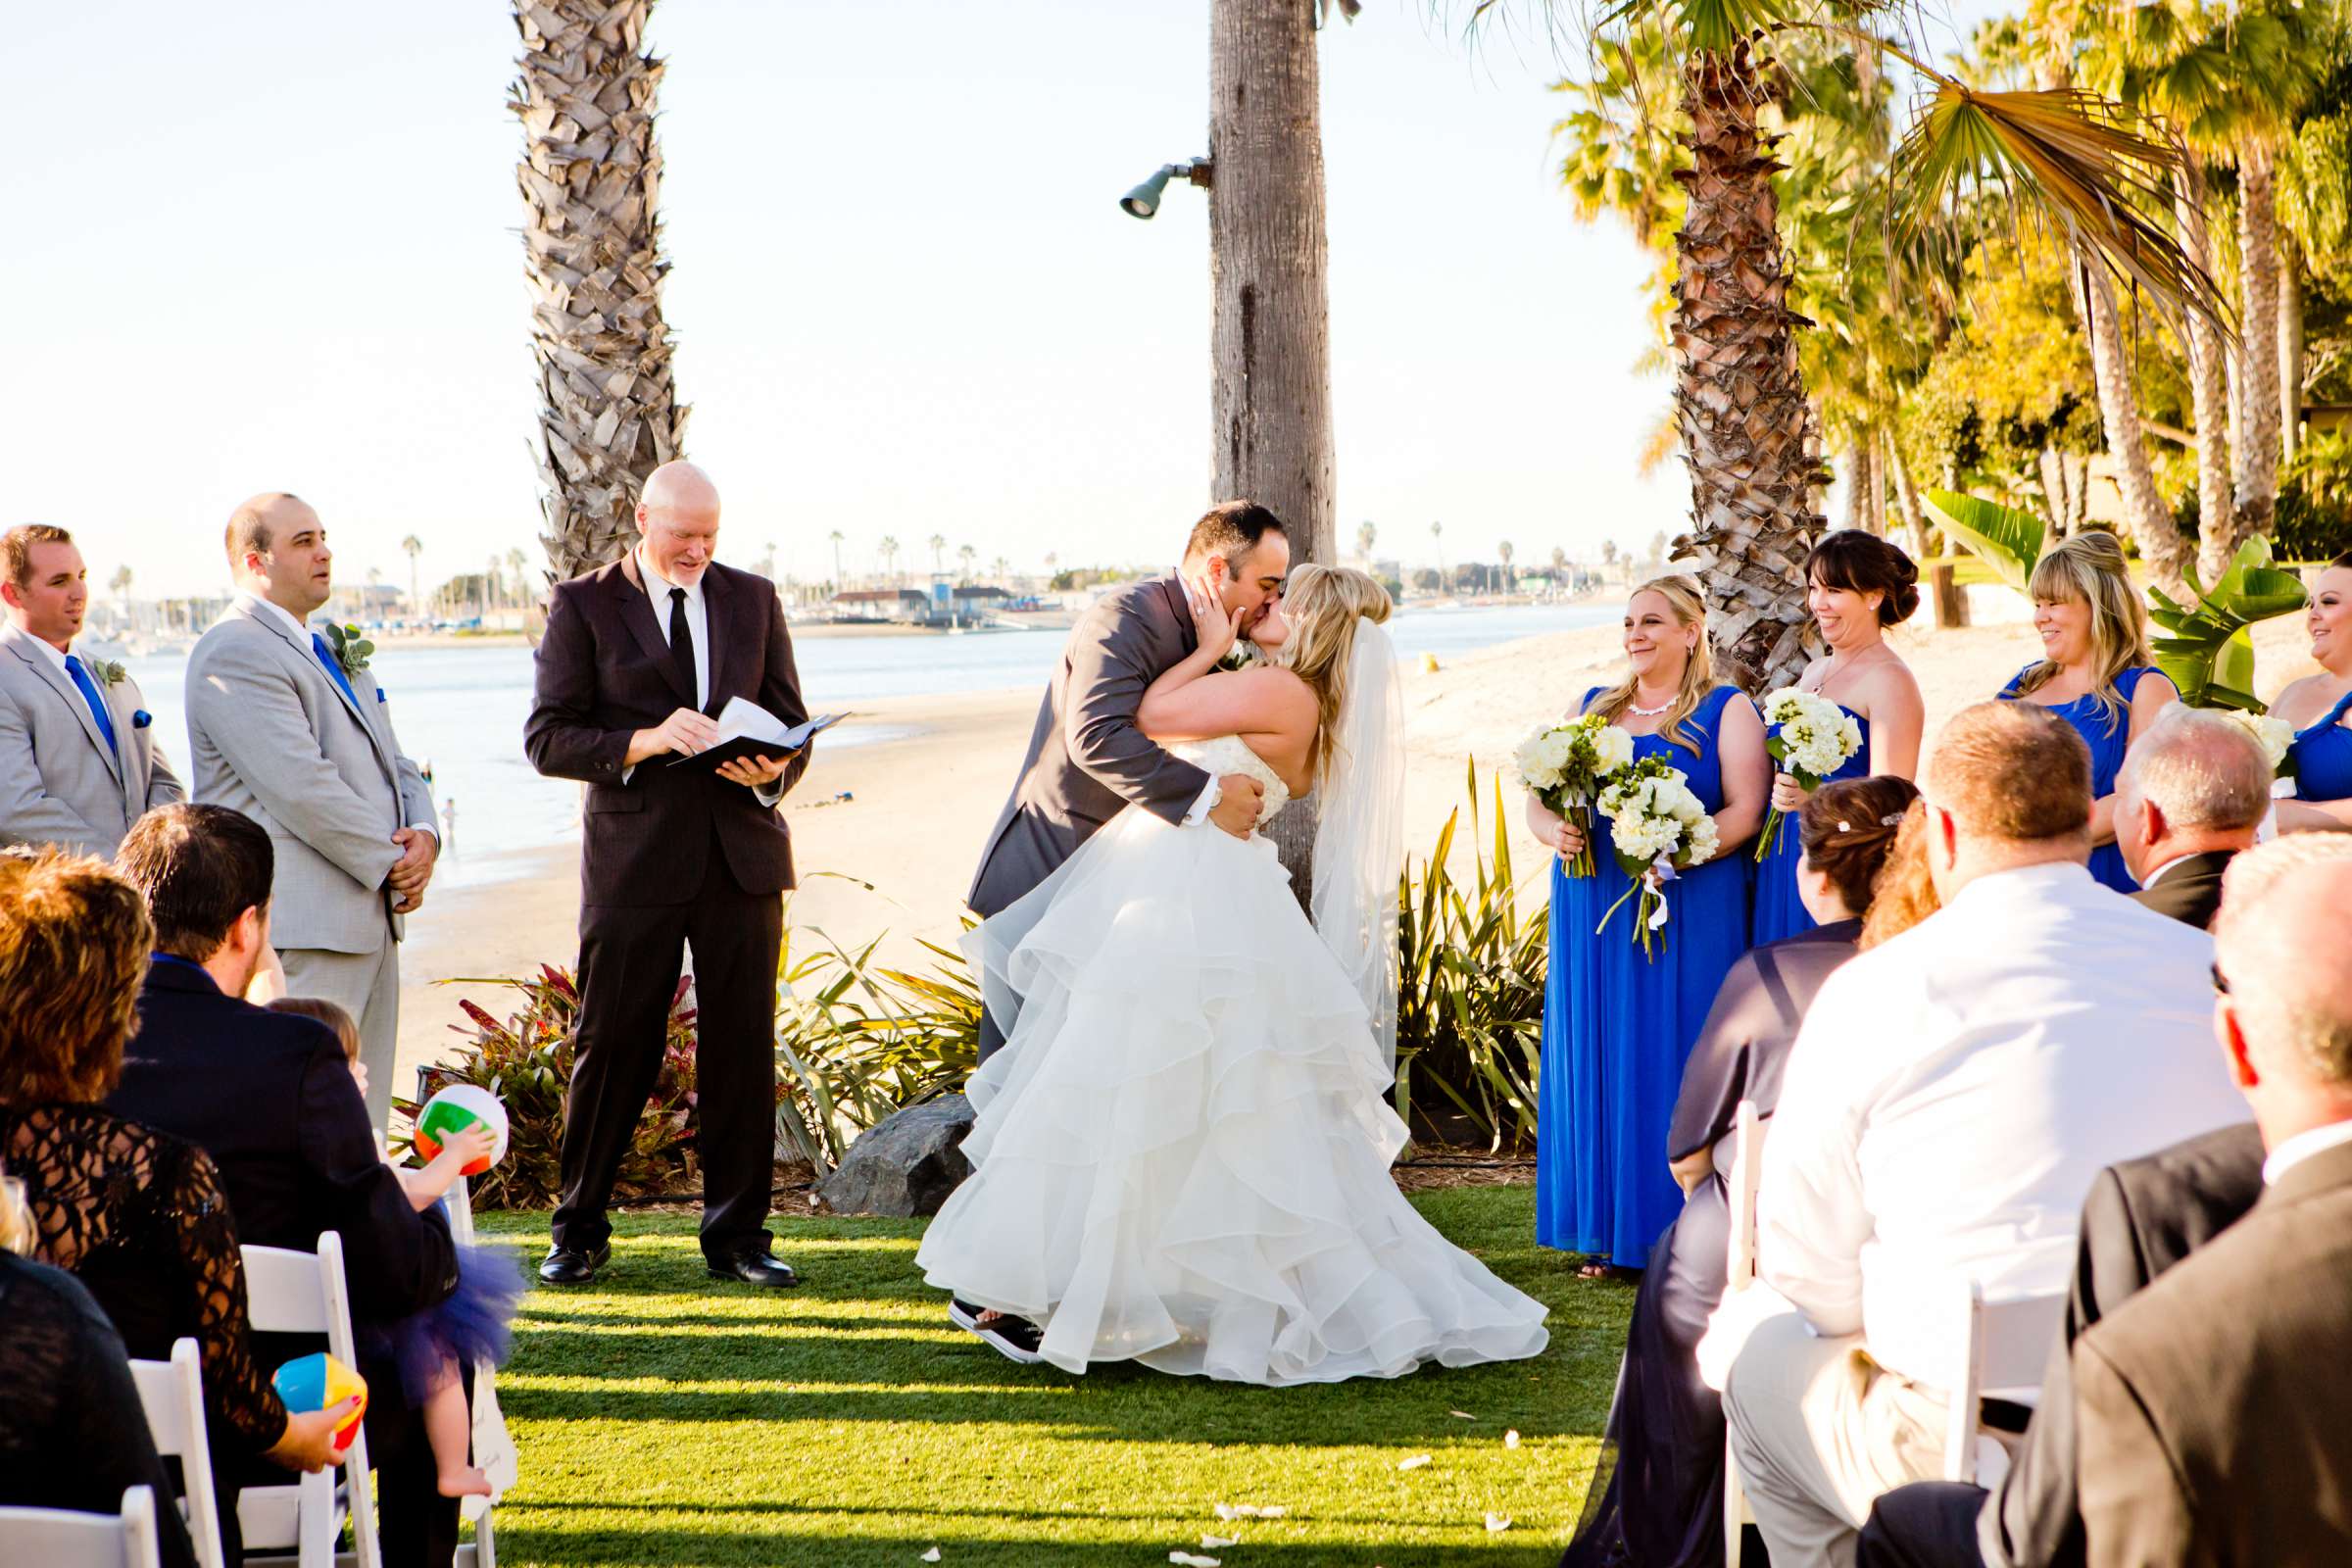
[813,1095,976,1217]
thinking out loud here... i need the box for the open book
[662,700,850,770]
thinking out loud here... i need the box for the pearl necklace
[1627,696,1675,716]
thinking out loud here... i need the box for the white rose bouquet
[1513,712,1638,878]
[1595,756,1722,957]
[1756,688,1864,861]
[2221,709,2297,791]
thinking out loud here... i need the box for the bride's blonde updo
[1281,564,1393,784]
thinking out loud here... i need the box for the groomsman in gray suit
[186,493,437,1127]
[0,524,185,856]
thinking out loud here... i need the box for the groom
[968,500,1290,1063]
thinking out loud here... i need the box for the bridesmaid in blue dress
[1994,532,2178,893]
[1752,531,1928,943]
[2273,553,2352,832]
[1530,576,1770,1278]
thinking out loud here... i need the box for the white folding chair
[1941,1280,2070,1486]
[0,1484,166,1568]
[127,1337,227,1568]
[236,1233,382,1568]
[438,1176,505,1568]
[1721,1101,1763,1568]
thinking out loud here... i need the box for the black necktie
[667,586,697,707]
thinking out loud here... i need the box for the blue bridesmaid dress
[1997,664,2158,894]
[1538,684,1754,1268]
[1751,703,1873,945]
[2289,689,2352,803]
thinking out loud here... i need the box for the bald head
[2113,707,2272,884]
[635,463,720,587]
[2214,837,2352,1145]
[224,493,332,616]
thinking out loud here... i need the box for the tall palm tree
[1497,540,1515,586]
[992,556,1010,583]
[109,564,133,608]
[1429,519,1445,576]
[401,535,423,615]
[506,547,531,608]
[1355,519,1376,564]
[512,0,688,580]
[928,533,947,578]
[878,536,901,586]
[827,529,845,589]
[1470,0,2227,684]
[957,544,977,583]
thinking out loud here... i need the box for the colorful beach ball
[412,1084,510,1175]
[271,1352,368,1452]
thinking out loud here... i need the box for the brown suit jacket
[524,556,810,906]
[2075,1136,2352,1567]
[966,574,1211,916]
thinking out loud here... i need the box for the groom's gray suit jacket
[0,623,185,857]
[967,574,1213,917]
[186,602,434,954]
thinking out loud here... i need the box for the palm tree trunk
[1209,0,1336,911]
[2079,263,2192,598]
[2177,184,2233,578]
[2280,230,2303,468]
[1839,442,1870,531]
[1886,437,1932,561]
[1668,41,1824,691]
[2227,137,2282,560]
[1209,0,1337,567]
[512,0,689,584]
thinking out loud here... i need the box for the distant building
[832,589,931,622]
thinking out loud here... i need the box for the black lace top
[0,1102,288,1456]
[0,1252,198,1568]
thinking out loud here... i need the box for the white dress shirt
[1171,574,1235,829]
[2263,1118,2352,1185]
[236,592,436,840]
[634,548,710,709]
[1757,860,2243,1390]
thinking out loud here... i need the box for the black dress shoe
[707,1250,800,1288]
[539,1242,611,1286]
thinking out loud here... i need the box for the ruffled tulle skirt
[367,1241,528,1406]
[915,808,1548,1386]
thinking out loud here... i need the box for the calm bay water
[127,599,1612,886]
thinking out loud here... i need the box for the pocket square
[132,710,152,729]
[377,689,388,702]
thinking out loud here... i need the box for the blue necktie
[311,632,363,711]
[62,655,120,758]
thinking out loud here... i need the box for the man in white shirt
[185,494,437,1129]
[1725,701,2244,1568]
[0,523,184,856]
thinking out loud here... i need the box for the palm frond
[1888,75,2235,337]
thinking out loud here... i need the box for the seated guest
[0,849,351,1546]
[107,804,466,1568]
[2113,707,2270,928]
[1723,702,2244,1568]
[2074,837,2352,1566]
[0,1168,199,1568]
[1856,1120,2266,1568]
[1563,776,1921,1567]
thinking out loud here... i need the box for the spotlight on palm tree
[1120,160,1212,220]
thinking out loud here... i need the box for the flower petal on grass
[1398,1454,1432,1471]
[1201,1536,1239,1549]
[919,1551,941,1563]
[1448,1410,1476,1420]
[1170,1554,1222,1567]
[1486,1513,1513,1534]
[1504,1430,1521,1449]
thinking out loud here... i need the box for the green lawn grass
[474,1185,1630,1567]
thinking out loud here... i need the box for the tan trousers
[1725,1311,1951,1568]
[282,935,402,1133]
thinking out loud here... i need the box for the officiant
[523,461,811,1291]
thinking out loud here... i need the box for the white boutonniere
[92,660,128,687]
[319,622,375,677]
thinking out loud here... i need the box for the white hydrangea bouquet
[1596,756,1721,957]
[2221,709,2298,792]
[1755,688,1864,861]
[1513,712,1637,878]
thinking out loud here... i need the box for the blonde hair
[1280,564,1394,784]
[2014,532,2152,733]
[1588,575,1719,757]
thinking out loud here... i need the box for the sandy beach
[389,612,2325,1097]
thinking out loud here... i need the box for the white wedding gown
[916,735,1549,1386]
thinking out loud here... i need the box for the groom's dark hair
[1185,501,1286,567]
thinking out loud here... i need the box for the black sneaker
[947,1298,985,1334]
[973,1311,1045,1365]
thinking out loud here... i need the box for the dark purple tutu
[369,1242,527,1408]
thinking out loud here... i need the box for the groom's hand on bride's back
[1209,774,1264,839]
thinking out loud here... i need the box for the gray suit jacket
[0,624,185,858]
[2075,1139,2352,1567]
[185,602,434,954]
[967,574,1212,916]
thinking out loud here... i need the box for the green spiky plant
[2146,537,2312,711]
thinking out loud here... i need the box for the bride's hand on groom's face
[1185,572,1239,662]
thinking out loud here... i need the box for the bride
[916,564,1549,1386]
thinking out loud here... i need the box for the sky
[6,0,1999,600]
